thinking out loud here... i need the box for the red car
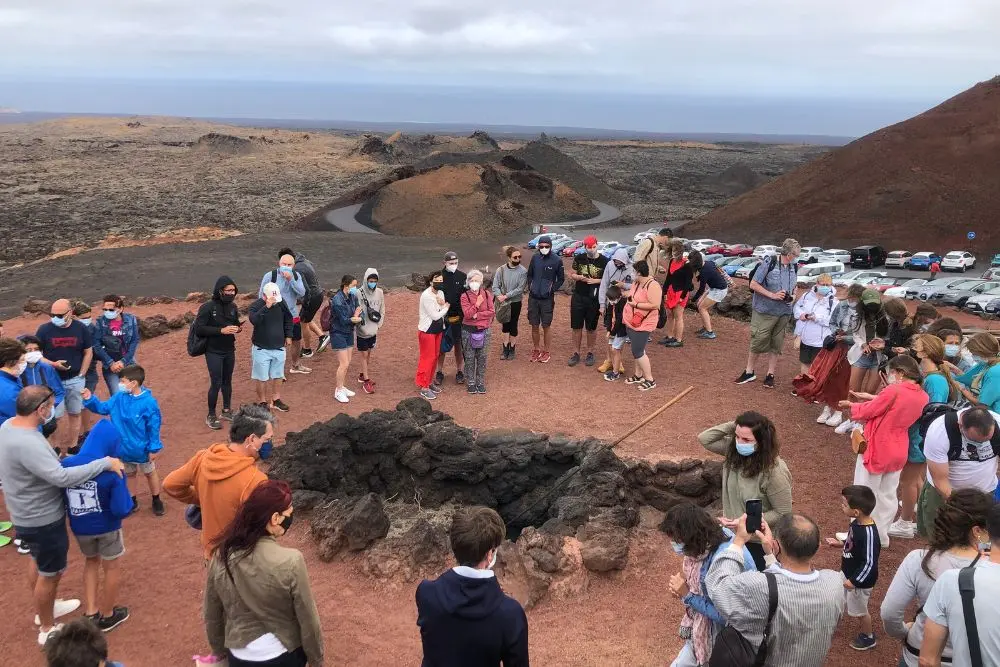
[723,244,754,257]
[706,243,729,255]
[562,240,585,257]
[872,277,902,293]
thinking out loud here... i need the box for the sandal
[0,535,11,548]
[0,521,12,533]
[624,375,644,385]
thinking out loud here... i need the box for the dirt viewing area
[0,291,956,666]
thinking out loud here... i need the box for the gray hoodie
[492,262,528,303]
[599,248,635,308]
[357,267,385,339]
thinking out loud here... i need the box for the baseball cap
[444,251,459,262]
[263,282,282,302]
[584,235,598,247]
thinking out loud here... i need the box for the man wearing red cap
[568,236,609,367]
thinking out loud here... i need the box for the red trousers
[416,331,443,389]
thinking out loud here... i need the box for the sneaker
[697,331,717,339]
[467,384,477,394]
[97,606,130,633]
[358,373,367,384]
[665,339,684,348]
[34,599,81,625]
[206,414,222,431]
[500,344,510,361]
[288,365,312,374]
[300,348,315,358]
[343,387,356,398]
[151,496,165,516]
[888,519,916,539]
[638,379,657,391]
[659,336,677,346]
[38,623,64,647]
[567,352,581,367]
[850,634,877,651]
[538,352,551,363]
[835,532,849,542]
[272,399,290,413]
[625,375,644,385]
[585,352,596,367]
[419,388,437,400]
[334,389,349,404]
[763,374,775,389]
[604,371,621,382]
[825,411,844,427]
[507,346,516,360]
[362,379,376,394]
[530,349,541,363]
[597,359,612,373]
[790,389,798,397]
[456,371,465,385]
[429,383,442,395]
[316,334,331,353]
[219,408,234,422]
[476,385,487,395]
[734,371,757,385]
[695,327,707,335]
[817,406,833,424]
[16,539,29,555]
[835,419,856,435]
[434,371,445,385]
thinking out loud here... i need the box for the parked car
[850,245,888,268]
[551,237,578,253]
[941,251,976,272]
[528,233,570,249]
[578,241,625,258]
[819,249,852,264]
[918,278,985,303]
[885,250,913,268]
[992,253,1000,267]
[798,247,824,264]
[885,278,927,298]
[871,277,906,293]
[833,270,888,287]
[717,256,745,268]
[964,286,1000,315]
[753,245,779,258]
[796,261,846,285]
[940,281,1000,308]
[561,240,585,256]
[734,260,762,280]
[625,245,638,261]
[912,278,970,301]
[723,257,758,276]
[633,228,660,243]
[985,298,1000,317]
[702,253,726,264]
[982,267,1000,280]
[907,252,942,270]
[689,239,720,252]
[722,244,754,257]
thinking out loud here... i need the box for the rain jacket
[357,268,386,339]
[195,276,242,355]
[525,251,565,300]
[20,361,65,409]
[83,387,163,464]
[599,248,634,308]
[91,311,140,366]
[1,370,23,424]
[62,420,134,536]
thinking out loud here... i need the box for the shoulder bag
[709,572,778,667]
[494,269,513,324]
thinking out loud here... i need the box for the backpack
[187,306,211,357]
[319,303,332,332]
[709,572,778,667]
[940,410,1000,461]
[270,268,300,285]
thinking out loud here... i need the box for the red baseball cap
[584,235,598,247]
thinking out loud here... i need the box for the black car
[850,245,888,268]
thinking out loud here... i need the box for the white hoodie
[793,287,838,347]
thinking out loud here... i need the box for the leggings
[206,350,235,415]
[227,647,307,667]
[501,300,523,337]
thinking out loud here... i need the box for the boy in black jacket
[194,276,242,430]
[247,282,293,412]
[416,507,528,667]
[830,485,881,652]
[601,285,628,381]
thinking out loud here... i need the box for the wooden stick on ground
[609,385,695,448]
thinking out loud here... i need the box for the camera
[782,292,794,304]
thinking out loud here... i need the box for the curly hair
[921,488,994,578]
[725,411,780,479]
[659,501,726,558]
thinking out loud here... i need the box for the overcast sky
[2,1,998,134]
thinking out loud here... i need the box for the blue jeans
[85,365,120,396]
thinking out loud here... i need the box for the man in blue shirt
[35,298,93,450]
[258,251,307,396]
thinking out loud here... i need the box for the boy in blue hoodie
[81,365,165,516]
[62,420,134,632]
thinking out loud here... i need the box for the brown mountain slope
[685,76,1000,254]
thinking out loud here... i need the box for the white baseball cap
[263,282,282,302]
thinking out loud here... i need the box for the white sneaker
[334,389,349,404]
[37,623,64,646]
[825,411,844,427]
[344,388,356,397]
[835,419,856,435]
[34,599,80,626]
[835,532,848,542]
[817,406,833,423]
[888,519,916,539]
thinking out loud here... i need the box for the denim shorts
[852,351,880,370]
[331,330,354,351]
[61,375,86,415]
[610,335,629,351]
[251,346,286,381]
[16,518,70,576]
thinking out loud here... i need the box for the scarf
[679,554,713,665]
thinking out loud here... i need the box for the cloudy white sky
[2,0,998,134]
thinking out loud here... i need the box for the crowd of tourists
[0,233,999,667]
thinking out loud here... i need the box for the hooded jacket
[294,252,322,297]
[162,444,268,555]
[357,268,386,339]
[62,420,134,536]
[83,387,163,464]
[1,370,23,425]
[195,276,242,355]
[416,568,528,667]
[525,251,565,300]
[21,361,65,409]
[599,248,634,308]
[91,311,140,366]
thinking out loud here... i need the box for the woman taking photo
[493,246,527,361]
[880,488,994,667]
[459,269,495,394]
[623,260,663,391]
[792,274,837,375]
[698,411,792,569]
[330,275,363,404]
[888,334,963,540]
[205,480,323,667]
[195,276,242,430]
[661,502,756,667]
[954,331,1000,411]
[416,272,451,400]
[661,241,693,348]
[838,355,929,547]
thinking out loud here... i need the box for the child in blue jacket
[62,420,134,631]
[81,364,165,517]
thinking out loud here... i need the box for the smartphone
[745,499,763,534]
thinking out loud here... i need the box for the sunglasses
[28,388,55,413]
[49,311,70,318]
[538,245,551,250]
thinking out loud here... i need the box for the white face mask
[539,248,550,256]
[445,263,458,273]
[15,361,27,376]
[468,281,482,292]
[487,549,497,570]
[25,351,43,364]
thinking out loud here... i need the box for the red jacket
[460,288,495,330]
[851,381,928,474]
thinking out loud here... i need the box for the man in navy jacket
[524,236,565,364]
[416,507,528,667]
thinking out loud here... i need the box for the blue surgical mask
[971,355,985,365]
[117,382,130,394]
[367,281,378,290]
[279,266,292,275]
[945,344,961,358]
[51,316,67,327]
[735,440,757,456]
[349,286,359,296]
[78,318,92,326]
[103,309,119,320]
[671,541,685,555]
[816,286,833,296]
[258,439,274,459]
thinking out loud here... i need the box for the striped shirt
[706,547,845,667]
[842,521,880,588]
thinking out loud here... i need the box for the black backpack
[709,572,778,667]
[941,410,1000,461]
[187,304,215,357]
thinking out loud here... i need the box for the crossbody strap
[753,572,779,666]
[959,566,983,667]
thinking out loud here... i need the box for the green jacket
[205,536,324,666]
[698,421,794,527]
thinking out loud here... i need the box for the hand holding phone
[745,499,763,534]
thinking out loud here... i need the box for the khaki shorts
[750,311,791,355]
[844,581,872,617]
[76,529,125,560]
[124,461,155,475]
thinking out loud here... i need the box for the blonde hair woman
[792,273,837,375]
[954,332,1000,411]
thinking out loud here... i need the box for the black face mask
[432,282,443,291]
[279,513,294,533]
[510,260,521,266]
[220,293,236,303]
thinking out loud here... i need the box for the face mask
[586,248,599,258]
[78,318,91,326]
[117,382,131,394]
[487,549,497,569]
[15,361,27,376]
[432,282,443,291]
[279,266,293,275]
[348,286,359,296]
[971,355,985,365]
[886,373,899,385]
[975,529,991,551]
[42,406,55,424]
[735,440,756,456]
[816,286,833,296]
[469,281,482,292]
[258,439,274,460]
[445,263,458,273]
[919,323,931,332]
[103,310,119,320]
[670,541,686,555]
[847,301,858,308]
[279,512,294,533]
[539,248,550,256]
[945,344,961,358]
[614,261,625,271]
[51,316,67,327]
[220,293,236,303]
[25,351,43,364]
[510,259,521,266]
[367,281,378,290]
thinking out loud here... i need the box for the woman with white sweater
[792,275,838,375]
[416,271,451,400]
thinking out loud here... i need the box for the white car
[689,239,719,252]
[753,245,779,258]
[941,251,977,272]
[734,260,762,280]
[796,262,846,285]
[819,249,851,264]
[798,247,824,263]
[884,279,927,298]
[885,250,913,268]
[965,286,1000,314]
[833,270,888,287]
[633,228,660,243]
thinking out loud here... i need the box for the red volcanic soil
[686,76,1000,254]
[0,295,986,666]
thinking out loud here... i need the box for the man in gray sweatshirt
[706,513,844,667]
[0,385,124,646]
